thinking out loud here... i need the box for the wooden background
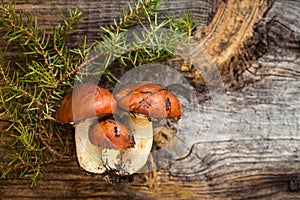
[1,0,300,199]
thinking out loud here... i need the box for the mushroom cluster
[55,82,183,175]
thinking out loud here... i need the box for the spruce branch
[114,0,161,33]
[0,1,83,186]
[0,65,43,106]
[0,0,196,186]
[2,4,54,78]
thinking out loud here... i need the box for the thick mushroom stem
[101,114,153,174]
[75,118,106,174]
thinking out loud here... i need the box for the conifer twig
[2,6,55,79]
[0,0,196,186]
[0,65,43,106]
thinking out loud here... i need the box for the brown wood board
[1,0,300,199]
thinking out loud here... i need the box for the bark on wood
[1,0,300,199]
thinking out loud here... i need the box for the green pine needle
[0,0,196,186]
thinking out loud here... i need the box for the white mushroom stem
[74,117,106,174]
[102,114,153,175]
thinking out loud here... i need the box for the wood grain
[10,0,219,45]
[1,0,300,199]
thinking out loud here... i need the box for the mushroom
[55,83,126,174]
[88,118,135,150]
[55,83,117,123]
[116,82,183,121]
[101,82,183,174]
[56,82,183,175]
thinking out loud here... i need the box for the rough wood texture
[1,0,300,199]
[11,0,219,45]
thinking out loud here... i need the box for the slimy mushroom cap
[88,119,135,150]
[55,83,117,123]
[115,83,183,120]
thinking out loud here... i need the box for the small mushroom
[89,118,135,150]
[101,82,183,174]
[55,83,121,174]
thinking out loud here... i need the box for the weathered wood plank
[10,0,219,44]
[1,0,300,199]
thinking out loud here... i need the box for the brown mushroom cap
[115,83,183,120]
[55,83,117,123]
[88,119,135,150]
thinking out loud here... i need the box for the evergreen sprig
[0,0,196,186]
[0,1,87,186]
[81,0,194,81]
